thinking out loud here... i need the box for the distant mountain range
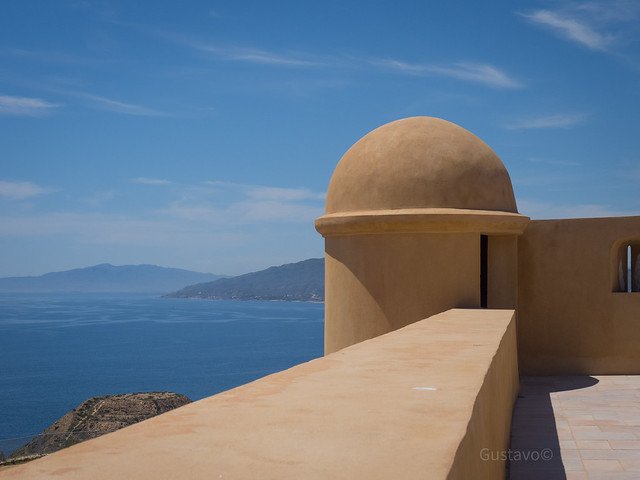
[165,258,324,302]
[0,264,226,293]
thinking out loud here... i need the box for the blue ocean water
[0,293,324,454]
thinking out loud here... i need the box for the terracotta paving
[509,376,640,480]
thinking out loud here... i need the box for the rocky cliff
[9,392,192,459]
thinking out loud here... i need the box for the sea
[0,292,324,456]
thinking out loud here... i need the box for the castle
[2,117,639,479]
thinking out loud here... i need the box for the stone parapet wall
[1,309,518,480]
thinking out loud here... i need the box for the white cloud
[628,166,640,180]
[76,93,166,116]
[231,200,324,223]
[161,203,220,221]
[426,63,523,89]
[519,10,613,51]
[0,179,325,274]
[194,44,322,67]
[519,2,640,53]
[206,181,326,201]
[372,59,522,89]
[1,47,114,67]
[163,199,323,224]
[526,157,582,167]
[0,211,249,247]
[0,95,62,116]
[245,186,325,202]
[576,0,640,23]
[518,199,638,219]
[132,177,172,185]
[505,113,589,130]
[189,39,520,89]
[82,190,116,207]
[163,181,326,224]
[164,30,522,90]
[0,181,58,199]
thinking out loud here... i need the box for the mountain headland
[164,258,324,302]
[0,264,225,293]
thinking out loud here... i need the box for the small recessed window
[616,241,640,292]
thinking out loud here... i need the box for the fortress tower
[315,117,530,353]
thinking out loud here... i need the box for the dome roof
[325,117,518,215]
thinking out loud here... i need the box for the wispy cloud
[518,199,638,219]
[0,181,58,199]
[193,44,322,67]
[628,165,640,180]
[0,95,62,116]
[505,113,589,130]
[163,199,323,224]
[75,92,166,116]
[206,181,325,201]
[519,10,613,51]
[0,179,325,239]
[518,1,640,53]
[1,47,117,67]
[132,177,172,185]
[82,190,116,207]
[15,82,169,117]
[181,35,520,89]
[372,59,523,89]
[526,157,582,167]
[0,211,248,248]
[168,181,326,223]
[0,178,328,275]
[247,186,326,201]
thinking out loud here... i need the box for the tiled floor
[509,376,640,480]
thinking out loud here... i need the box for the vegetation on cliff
[9,392,191,459]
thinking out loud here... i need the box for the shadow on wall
[508,376,599,480]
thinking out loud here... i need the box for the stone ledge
[315,208,530,237]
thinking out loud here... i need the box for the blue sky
[1,0,639,277]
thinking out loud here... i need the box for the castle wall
[517,216,640,374]
[487,235,519,310]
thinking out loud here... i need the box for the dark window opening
[480,235,488,308]
[628,245,632,293]
[616,242,640,293]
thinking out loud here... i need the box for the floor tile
[509,376,640,479]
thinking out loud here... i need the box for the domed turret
[325,116,517,215]
[316,117,529,354]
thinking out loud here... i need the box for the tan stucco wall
[448,309,519,480]
[518,216,640,374]
[487,235,518,310]
[324,233,480,353]
[0,309,518,480]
